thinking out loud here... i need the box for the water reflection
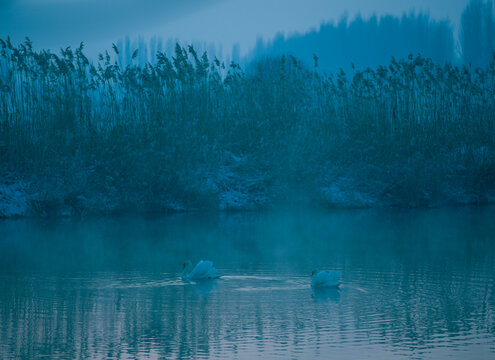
[312,287,341,303]
[187,278,218,296]
[0,208,494,359]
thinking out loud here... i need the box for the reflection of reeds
[0,38,494,210]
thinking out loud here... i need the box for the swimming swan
[182,260,221,280]
[311,270,341,288]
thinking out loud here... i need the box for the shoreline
[2,176,494,219]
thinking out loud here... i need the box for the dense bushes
[0,38,494,215]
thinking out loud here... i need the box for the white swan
[182,260,221,280]
[311,270,341,288]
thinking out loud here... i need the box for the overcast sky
[1,0,469,56]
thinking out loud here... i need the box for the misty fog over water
[1,208,494,359]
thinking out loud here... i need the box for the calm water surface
[0,208,494,359]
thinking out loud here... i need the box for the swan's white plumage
[311,270,341,288]
[183,260,220,280]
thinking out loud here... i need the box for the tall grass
[1,38,494,214]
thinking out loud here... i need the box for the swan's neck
[181,268,189,279]
[181,265,193,279]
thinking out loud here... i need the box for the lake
[0,207,494,359]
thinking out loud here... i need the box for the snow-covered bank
[0,176,31,217]
[2,171,494,219]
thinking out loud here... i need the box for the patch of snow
[0,178,30,217]
[320,181,376,208]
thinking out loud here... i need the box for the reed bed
[1,38,494,215]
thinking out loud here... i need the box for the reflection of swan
[192,278,218,296]
[182,260,221,280]
[312,287,341,303]
[311,270,341,288]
